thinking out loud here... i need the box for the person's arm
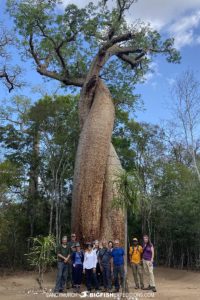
[151,246,154,264]
[122,248,125,258]
[57,253,66,260]
[83,251,87,273]
[111,257,114,275]
[93,252,97,273]
[71,252,74,266]
[129,247,132,262]
[98,252,102,268]
[57,245,68,262]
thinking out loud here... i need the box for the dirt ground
[0,266,200,300]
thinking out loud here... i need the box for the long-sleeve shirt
[83,251,97,269]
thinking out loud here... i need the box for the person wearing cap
[129,237,144,289]
[71,243,84,293]
[67,233,78,288]
[83,243,100,292]
[54,236,71,293]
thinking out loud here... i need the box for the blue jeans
[54,261,67,292]
[102,264,111,289]
[113,265,124,290]
[67,262,73,287]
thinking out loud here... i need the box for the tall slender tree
[170,70,200,182]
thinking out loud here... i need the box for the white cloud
[128,0,200,29]
[166,77,176,86]
[143,61,161,84]
[197,36,200,44]
[61,0,200,49]
[168,10,200,49]
[62,0,200,28]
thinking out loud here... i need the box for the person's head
[62,236,68,245]
[114,239,120,248]
[133,237,138,246]
[102,239,107,248]
[94,240,99,248]
[86,243,92,251]
[143,235,151,245]
[108,241,113,249]
[75,243,81,252]
[71,233,76,242]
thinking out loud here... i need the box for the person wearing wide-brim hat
[129,237,144,289]
[71,242,84,293]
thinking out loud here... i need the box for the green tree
[25,235,56,289]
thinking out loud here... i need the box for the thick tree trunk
[71,80,124,244]
[100,143,125,244]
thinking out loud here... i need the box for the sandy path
[0,267,200,300]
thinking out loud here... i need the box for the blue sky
[0,0,200,125]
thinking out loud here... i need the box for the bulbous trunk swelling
[100,143,125,244]
[72,80,124,244]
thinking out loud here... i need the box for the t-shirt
[68,240,77,253]
[57,244,70,262]
[74,251,83,265]
[111,247,124,266]
[129,245,143,264]
[143,244,153,261]
[83,251,97,269]
[99,248,112,266]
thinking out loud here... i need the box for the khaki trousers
[142,259,156,287]
[131,263,144,288]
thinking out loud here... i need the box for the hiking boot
[143,285,152,290]
[141,285,144,290]
[135,286,139,289]
[151,286,157,292]
[53,290,59,296]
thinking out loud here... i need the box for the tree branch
[116,52,146,68]
[0,67,22,92]
[29,33,85,87]
[101,32,135,53]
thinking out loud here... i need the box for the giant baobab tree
[8,0,180,244]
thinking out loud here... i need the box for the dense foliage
[0,92,200,269]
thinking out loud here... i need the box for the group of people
[54,233,157,294]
